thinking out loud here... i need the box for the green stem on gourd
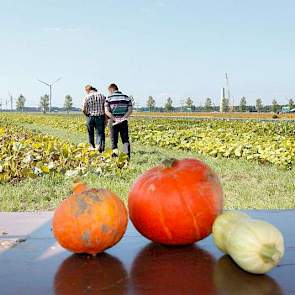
[162,158,177,168]
[260,244,281,263]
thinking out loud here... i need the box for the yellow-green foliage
[0,121,128,183]
[131,119,295,169]
[1,113,294,169]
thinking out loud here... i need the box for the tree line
[14,94,73,113]
[146,96,295,113]
[12,94,295,113]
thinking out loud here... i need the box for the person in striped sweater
[105,83,133,159]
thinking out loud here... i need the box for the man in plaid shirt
[82,85,106,152]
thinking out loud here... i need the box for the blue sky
[0,0,295,108]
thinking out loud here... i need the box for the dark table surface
[0,210,294,295]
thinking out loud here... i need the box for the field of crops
[0,118,128,183]
[1,113,294,175]
[132,119,295,169]
[134,111,295,119]
[1,113,295,171]
[0,112,294,211]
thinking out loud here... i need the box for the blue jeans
[86,115,105,152]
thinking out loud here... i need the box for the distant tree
[147,96,156,111]
[16,94,26,112]
[239,97,247,112]
[288,98,294,109]
[272,99,279,113]
[64,95,73,114]
[221,97,230,112]
[256,98,263,113]
[40,94,50,113]
[165,97,173,112]
[129,95,135,107]
[204,97,213,112]
[185,97,194,108]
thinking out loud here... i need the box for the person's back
[83,87,105,117]
[82,85,106,152]
[106,90,131,120]
[105,83,133,158]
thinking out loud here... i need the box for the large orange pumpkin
[128,158,223,245]
[52,183,128,254]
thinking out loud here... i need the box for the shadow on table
[0,219,284,295]
[53,243,283,295]
[214,255,283,295]
[128,243,283,295]
[54,253,128,295]
[129,243,216,295]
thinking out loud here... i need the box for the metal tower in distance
[220,87,225,113]
[37,77,61,112]
[8,91,13,111]
[225,73,234,112]
[220,73,234,113]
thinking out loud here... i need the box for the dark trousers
[110,120,131,158]
[86,115,105,152]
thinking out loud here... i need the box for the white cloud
[42,27,61,32]
[41,27,81,32]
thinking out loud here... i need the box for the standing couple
[82,83,133,159]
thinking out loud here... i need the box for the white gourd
[212,211,285,274]
[212,211,250,252]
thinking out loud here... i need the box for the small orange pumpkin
[52,183,128,255]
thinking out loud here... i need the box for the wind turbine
[225,73,234,112]
[8,91,13,111]
[37,77,61,112]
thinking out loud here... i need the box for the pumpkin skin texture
[128,158,223,245]
[52,184,128,254]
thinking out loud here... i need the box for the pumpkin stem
[260,244,282,264]
[162,158,177,168]
[72,182,88,194]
